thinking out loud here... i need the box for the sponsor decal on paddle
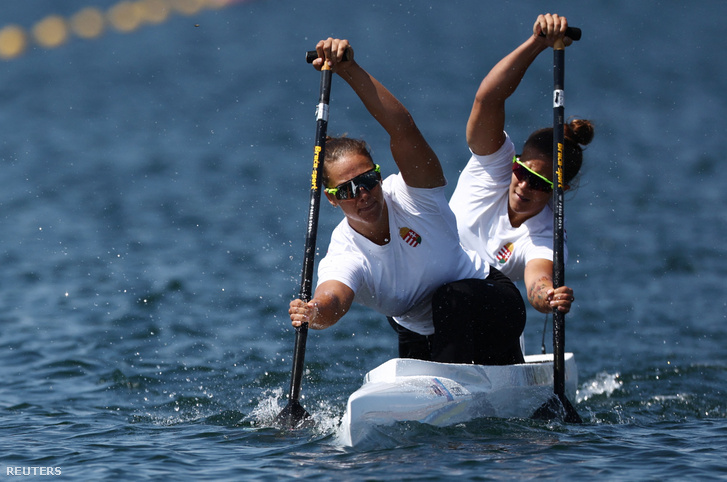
[399,227,422,247]
[310,145,322,190]
[496,242,514,264]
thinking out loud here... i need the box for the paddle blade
[274,400,315,430]
[532,394,583,424]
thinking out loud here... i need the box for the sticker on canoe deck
[496,242,514,264]
[430,379,466,399]
[430,378,454,401]
[399,227,422,247]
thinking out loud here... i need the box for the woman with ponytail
[450,13,594,316]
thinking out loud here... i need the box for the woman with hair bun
[450,13,594,316]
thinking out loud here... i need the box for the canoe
[337,353,577,447]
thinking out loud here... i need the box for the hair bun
[565,118,594,147]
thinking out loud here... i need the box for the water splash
[577,371,622,402]
[246,388,342,438]
[245,387,285,427]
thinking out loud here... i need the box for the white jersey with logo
[317,172,489,335]
[449,133,566,282]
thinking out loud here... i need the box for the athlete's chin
[357,202,380,218]
[509,196,528,212]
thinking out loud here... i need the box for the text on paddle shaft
[311,145,322,190]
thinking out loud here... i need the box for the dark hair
[521,118,594,185]
[321,136,375,186]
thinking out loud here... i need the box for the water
[1,0,726,479]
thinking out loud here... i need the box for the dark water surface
[1,1,726,480]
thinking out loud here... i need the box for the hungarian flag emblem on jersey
[496,242,514,264]
[399,227,422,247]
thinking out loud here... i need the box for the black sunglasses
[325,165,381,200]
[512,157,553,193]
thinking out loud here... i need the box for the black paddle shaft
[552,44,567,398]
[299,69,332,302]
[276,61,334,429]
[551,34,583,424]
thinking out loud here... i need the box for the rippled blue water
[1,1,726,480]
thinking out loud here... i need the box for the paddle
[533,26,583,424]
[274,50,339,429]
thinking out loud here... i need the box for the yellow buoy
[70,7,105,39]
[0,25,27,60]
[32,15,69,49]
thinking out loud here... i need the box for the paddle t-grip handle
[540,26,581,41]
[305,49,351,63]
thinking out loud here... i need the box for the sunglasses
[512,156,553,193]
[325,164,382,200]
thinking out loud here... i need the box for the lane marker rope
[0,0,245,60]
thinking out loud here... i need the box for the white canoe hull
[338,353,577,447]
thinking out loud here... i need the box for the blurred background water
[0,0,726,479]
